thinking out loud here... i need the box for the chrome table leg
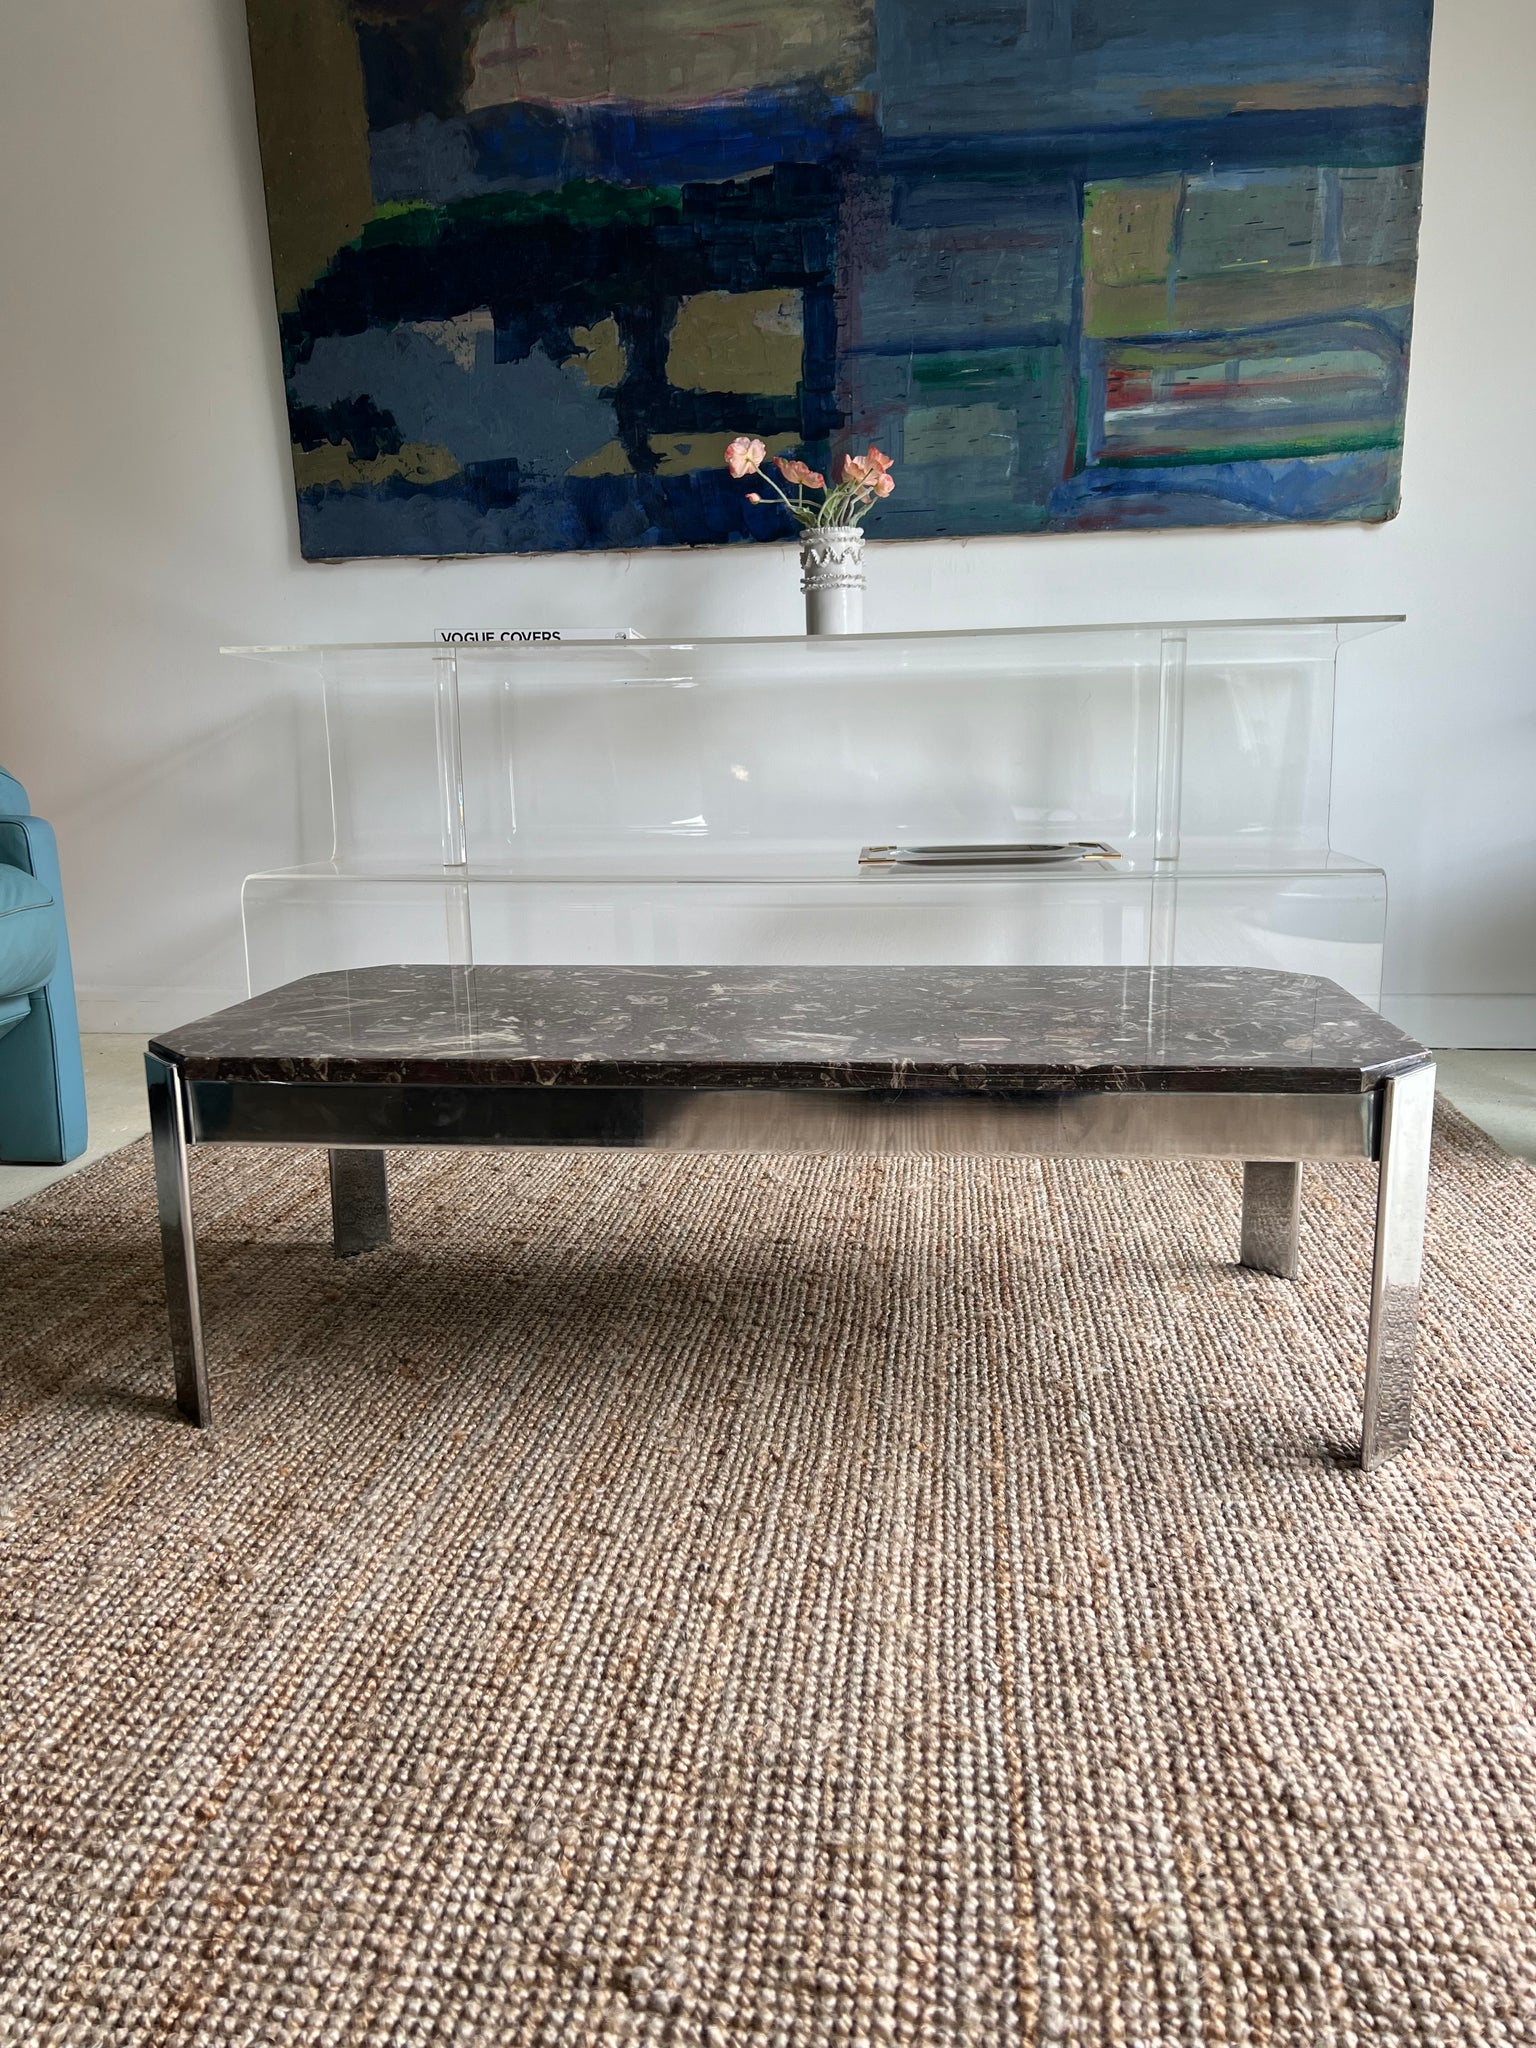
[1240,1161,1302,1278]
[145,1055,212,1428]
[1361,1063,1436,1472]
[329,1148,391,1258]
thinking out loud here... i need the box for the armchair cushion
[0,861,61,1004]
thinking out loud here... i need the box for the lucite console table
[226,620,1396,1001]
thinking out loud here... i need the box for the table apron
[183,1079,1381,1162]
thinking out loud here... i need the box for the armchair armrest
[0,807,88,1163]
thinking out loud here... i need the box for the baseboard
[1379,995,1536,1050]
[76,988,246,1035]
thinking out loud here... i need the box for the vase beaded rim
[800,526,866,596]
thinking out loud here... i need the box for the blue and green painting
[245,0,1435,557]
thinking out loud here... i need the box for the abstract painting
[245,0,1435,557]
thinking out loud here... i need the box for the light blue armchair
[0,768,87,1163]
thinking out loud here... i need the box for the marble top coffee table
[146,965,1435,1468]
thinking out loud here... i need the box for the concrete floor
[1,1036,1534,1215]
[1429,1051,1536,1166]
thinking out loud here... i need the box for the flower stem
[750,458,876,530]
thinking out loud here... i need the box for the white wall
[1,0,1532,1042]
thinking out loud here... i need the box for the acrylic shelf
[227,619,1399,1006]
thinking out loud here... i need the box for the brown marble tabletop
[149,965,1431,1097]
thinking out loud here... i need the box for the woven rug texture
[1,1109,1534,2046]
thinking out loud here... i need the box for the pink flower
[869,470,895,497]
[775,455,825,489]
[724,435,767,478]
[837,446,895,487]
[745,493,764,503]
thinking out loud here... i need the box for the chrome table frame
[145,1059,1435,1471]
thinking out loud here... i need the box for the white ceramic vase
[800,525,865,636]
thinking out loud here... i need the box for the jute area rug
[2,1109,1534,2046]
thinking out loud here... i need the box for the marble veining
[150,966,1432,1096]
